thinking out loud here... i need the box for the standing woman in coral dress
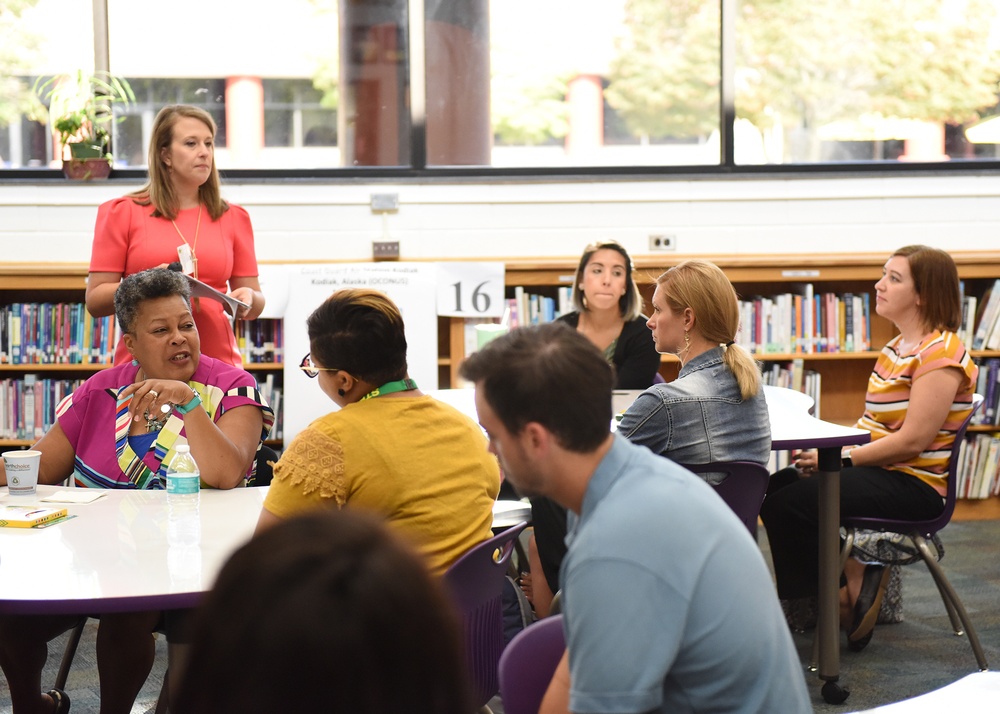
[86,104,264,366]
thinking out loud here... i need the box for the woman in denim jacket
[521,261,770,620]
[617,260,771,477]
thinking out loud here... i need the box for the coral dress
[90,196,260,366]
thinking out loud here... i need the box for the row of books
[236,318,284,365]
[760,360,822,419]
[954,433,1000,499]
[736,288,871,354]
[0,376,84,439]
[503,286,574,329]
[968,278,1000,350]
[972,358,1000,426]
[0,303,118,364]
[257,373,284,440]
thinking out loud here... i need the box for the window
[2,0,999,173]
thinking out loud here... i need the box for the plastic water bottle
[166,444,201,549]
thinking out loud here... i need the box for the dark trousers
[760,465,944,600]
[528,496,568,595]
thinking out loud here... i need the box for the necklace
[135,366,173,432]
[171,204,203,280]
[360,378,418,401]
[143,407,169,433]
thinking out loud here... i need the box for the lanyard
[360,378,418,401]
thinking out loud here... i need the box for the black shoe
[847,564,889,652]
[45,688,71,713]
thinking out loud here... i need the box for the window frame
[4,0,1000,182]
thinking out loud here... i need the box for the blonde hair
[657,260,761,400]
[128,105,228,221]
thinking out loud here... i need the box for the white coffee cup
[3,450,41,496]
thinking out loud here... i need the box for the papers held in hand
[184,275,249,327]
[0,505,69,528]
[165,262,248,326]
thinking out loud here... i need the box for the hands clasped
[121,380,193,423]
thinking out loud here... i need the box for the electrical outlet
[370,193,399,212]
[373,240,400,261]
[649,234,676,251]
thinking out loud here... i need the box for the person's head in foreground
[173,509,471,714]
[459,321,613,498]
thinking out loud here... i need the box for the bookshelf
[5,255,1000,518]
[0,264,284,449]
[454,252,1000,519]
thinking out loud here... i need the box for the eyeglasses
[299,352,340,378]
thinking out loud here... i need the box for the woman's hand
[792,449,818,476]
[228,276,264,321]
[120,380,196,423]
[229,286,255,320]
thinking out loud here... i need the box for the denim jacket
[617,347,771,474]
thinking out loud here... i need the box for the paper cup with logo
[475,323,509,350]
[3,450,41,496]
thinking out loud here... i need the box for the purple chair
[444,521,528,712]
[680,461,770,535]
[839,394,987,670]
[498,615,566,714]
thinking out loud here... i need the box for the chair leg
[53,617,88,691]
[930,570,966,636]
[809,529,855,671]
[912,535,990,671]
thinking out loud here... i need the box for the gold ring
[149,389,159,399]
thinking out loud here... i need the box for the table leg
[816,447,849,704]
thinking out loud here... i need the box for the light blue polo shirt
[561,434,811,714]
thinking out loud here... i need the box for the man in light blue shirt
[460,322,811,714]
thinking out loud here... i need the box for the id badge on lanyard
[177,244,196,275]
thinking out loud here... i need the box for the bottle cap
[176,444,191,453]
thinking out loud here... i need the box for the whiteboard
[280,263,439,444]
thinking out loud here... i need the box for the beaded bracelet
[176,390,202,415]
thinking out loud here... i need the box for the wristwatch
[841,451,854,469]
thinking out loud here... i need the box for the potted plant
[33,70,135,180]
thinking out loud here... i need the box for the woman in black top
[556,240,660,389]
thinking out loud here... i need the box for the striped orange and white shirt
[855,330,977,494]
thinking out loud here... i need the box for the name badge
[177,244,196,275]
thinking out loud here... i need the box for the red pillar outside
[340,0,490,167]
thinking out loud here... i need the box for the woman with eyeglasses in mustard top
[254,288,500,576]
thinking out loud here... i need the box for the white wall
[0,174,998,266]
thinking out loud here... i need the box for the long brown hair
[173,510,472,714]
[128,104,228,221]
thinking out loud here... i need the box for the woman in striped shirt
[761,245,978,652]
